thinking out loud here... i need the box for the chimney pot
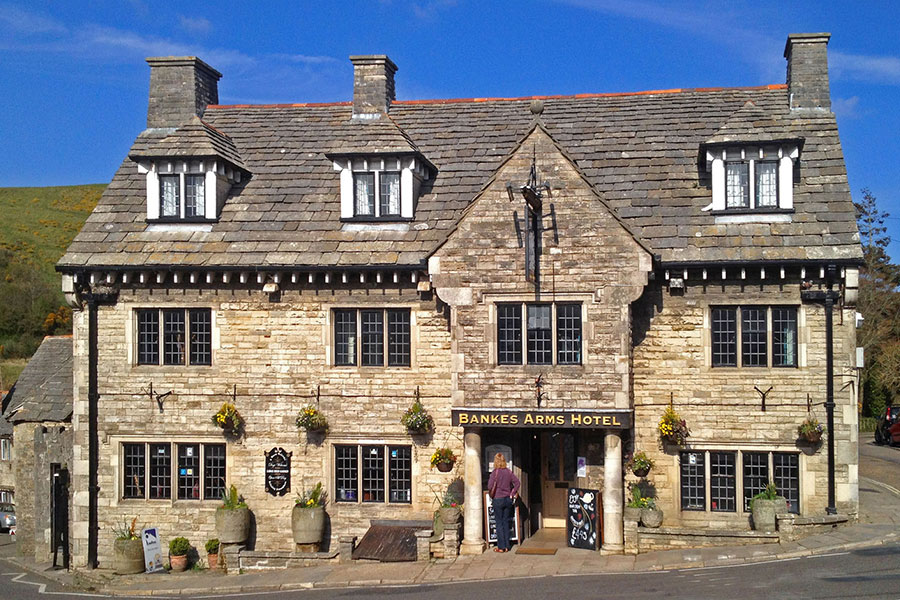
[349,55,397,118]
[145,56,222,129]
[784,33,832,111]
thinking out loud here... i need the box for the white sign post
[141,528,165,573]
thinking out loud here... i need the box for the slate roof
[5,337,73,425]
[58,83,861,270]
[129,115,246,170]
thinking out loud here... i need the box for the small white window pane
[726,163,749,208]
[380,172,401,216]
[185,174,205,218]
[755,162,778,208]
[354,173,375,216]
[160,175,180,217]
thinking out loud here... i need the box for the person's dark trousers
[494,496,513,550]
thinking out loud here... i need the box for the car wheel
[875,428,885,445]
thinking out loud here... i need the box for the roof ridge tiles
[205,84,787,110]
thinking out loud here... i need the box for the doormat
[515,547,557,555]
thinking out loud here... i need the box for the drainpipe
[801,264,839,515]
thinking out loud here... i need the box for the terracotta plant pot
[291,505,326,545]
[169,554,189,572]
[436,461,454,473]
[113,538,145,574]
[216,507,251,544]
[439,506,461,524]
[208,552,218,570]
[641,507,663,528]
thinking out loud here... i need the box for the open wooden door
[540,432,575,528]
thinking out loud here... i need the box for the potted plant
[205,538,220,570]
[430,447,458,472]
[640,497,663,529]
[658,405,690,447]
[798,416,825,443]
[216,485,250,544]
[292,482,327,547]
[296,405,328,433]
[750,483,788,532]
[168,537,191,572]
[212,402,244,435]
[626,451,654,477]
[112,518,144,575]
[401,399,434,435]
[437,488,462,524]
[624,484,648,522]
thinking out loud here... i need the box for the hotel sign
[451,408,631,429]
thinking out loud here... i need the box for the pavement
[9,477,900,597]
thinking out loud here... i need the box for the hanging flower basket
[430,447,457,471]
[213,402,244,434]
[798,417,825,443]
[296,405,328,433]
[401,399,434,435]
[626,451,654,478]
[658,406,690,447]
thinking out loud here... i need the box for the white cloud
[272,53,339,65]
[0,3,67,34]
[832,96,860,120]
[831,51,900,85]
[178,16,212,35]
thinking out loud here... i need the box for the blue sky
[1,0,898,259]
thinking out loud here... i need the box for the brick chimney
[349,55,397,118]
[784,33,832,111]
[145,56,222,129]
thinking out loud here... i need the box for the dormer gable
[130,116,248,223]
[701,101,802,218]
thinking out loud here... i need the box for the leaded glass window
[334,309,358,366]
[387,309,411,367]
[726,162,749,208]
[149,443,171,500]
[185,174,205,218]
[711,307,737,367]
[163,309,186,366]
[177,444,200,500]
[772,307,798,367]
[710,451,736,512]
[160,174,180,217]
[137,309,159,365]
[204,444,226,500]
[741,307,767,367]
[380,172,401,216]
[362,445,385,503]
[743,452,769,511]
[361,310,384,367]
[680,451,705,511]
[389,446,412,503]
[497,304,523,365]
[123,443,145,499]
[557,303,582,365]
[755,162,778,208]
[335,445,358,502]
[774,453,800,514]
[354,173,375,216]
[526,304,552,365]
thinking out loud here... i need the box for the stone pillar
[460,427,486,555]
[602,431,624,553]
[414,529,433,561]
[338,535,357,563]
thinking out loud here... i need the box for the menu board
[483,492,520,544]
[567,487,600,550]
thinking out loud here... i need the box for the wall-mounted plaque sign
[265,447,292,496]
[452,408,631,429]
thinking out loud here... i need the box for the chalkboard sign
[483,492,520,544]
[265,447,292,496]
[566,487,600,550]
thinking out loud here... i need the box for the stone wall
[69,284,456,568]
[631,279,858,527]
[12,423,37,557]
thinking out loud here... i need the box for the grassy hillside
[0,184,102,383]
[0,185,103,282]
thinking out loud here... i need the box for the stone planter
[169,554,188,572]
[641,507,663,528]
[624,507,642,522]
[208,552,219,570]
[216,507,250,544]
[113,538,145,574]
[439,506,461,524]
[291,505,326,545]
[751,497,787,532]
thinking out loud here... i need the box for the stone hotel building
[56,33,861,566]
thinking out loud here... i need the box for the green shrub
[859,417,878,433]
[205,538,220,554]
[221,485,248,509]
[169,537,191,556]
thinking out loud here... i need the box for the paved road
[860,437,900,492]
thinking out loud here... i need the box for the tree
[854,189,900,416]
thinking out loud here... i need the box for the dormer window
[138,159,242,223]
[159,173,207,219]
[335,155,433,221]
[704,144,799,216]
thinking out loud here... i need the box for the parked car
[0,504,14,533]
[874,406,900,445]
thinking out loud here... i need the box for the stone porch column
[460,427,486,555]
[602,431,624,553]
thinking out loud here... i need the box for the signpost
[141,527,165,573]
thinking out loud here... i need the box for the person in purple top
[487,452,520,552]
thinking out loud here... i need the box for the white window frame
[706,145,798,212]
[138,159,242,222]
[0,438,10,461]
[335,156,429,220]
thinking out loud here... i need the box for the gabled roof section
[6,336,73,425]
[704,100,802,147]
[130,115,247,170]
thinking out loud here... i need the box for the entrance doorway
[540,432,576,528]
